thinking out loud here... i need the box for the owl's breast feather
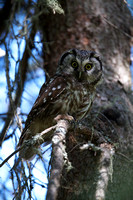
[57,82,95,120]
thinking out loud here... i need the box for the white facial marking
[57,85,61,90]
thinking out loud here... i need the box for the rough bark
[41,0,133,200]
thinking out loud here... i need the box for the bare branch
[103,17,132,39]
[95,144,115,200]
[46,119,70,200]
[0,23,36,145]
[0,147,22,168]
[0,125,57,167]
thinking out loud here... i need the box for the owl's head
[57,49,102,85]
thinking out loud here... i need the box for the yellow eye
[71,61,78,68]
[85,63,93,71]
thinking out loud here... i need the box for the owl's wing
[33,76,67,110]
[18,76,67,145]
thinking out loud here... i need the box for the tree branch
[0,23,36,145]
[46,119,70,200]
[95,144,115,200]
[0,147,22,168]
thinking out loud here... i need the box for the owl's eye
[71,61,78,68]
[85,63,93,71]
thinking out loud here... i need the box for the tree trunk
[42,0,133,199]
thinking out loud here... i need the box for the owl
[18,49,102,160]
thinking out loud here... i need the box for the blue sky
[127,0,133,89]
[0,10,50,200]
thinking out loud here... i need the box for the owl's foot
[54,114,74,122]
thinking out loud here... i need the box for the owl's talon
[54,114,74,122]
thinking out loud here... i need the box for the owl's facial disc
[57,49,102,85]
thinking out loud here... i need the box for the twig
[0,147,22,168]
[124,0,133,10]
[5,43,13,106]
[0,22,36,145]
[0,125,57,167]
[117,152,133,162]
[95,144,115,200]
[46,119,70,200]
[80,141,101,151]
[103,17,132,39]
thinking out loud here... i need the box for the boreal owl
[18,49,102,160]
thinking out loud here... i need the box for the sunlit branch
[46,119,70,200]
[95,145,115,200]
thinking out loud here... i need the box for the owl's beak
[79,71,82,79]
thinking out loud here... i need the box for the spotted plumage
[18,49,102,160]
